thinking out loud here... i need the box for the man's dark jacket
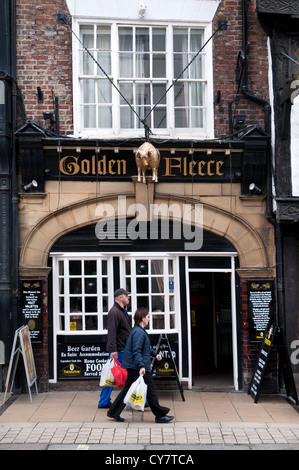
[106,302,131,352]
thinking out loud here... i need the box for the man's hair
[134,307,149,326]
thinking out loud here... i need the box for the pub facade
[1,0,280,393]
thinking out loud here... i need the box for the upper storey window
[73,21,214,139]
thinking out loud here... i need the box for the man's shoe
[98,403,111,408]
[107,411,125,422]
[155,415,174,423]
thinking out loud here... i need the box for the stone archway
[19,193,273,272]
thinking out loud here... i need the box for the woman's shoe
[155,415,174,423]
[107,411,125,422]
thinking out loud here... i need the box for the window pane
[59,316,65,330]
[152,295,164,311]
[69,260,81,275]
[136,260,148,275]
[80,51,94,75]
[126,278,131,293]
[136,53,150,78]
[103,296,108,312]
[174,82,189,107]
[119,27,133,51]
[83,80,95,103]
[98,106,112,128]
[85,278,97,293]
[137,277,148,293]
[190,29,202,52]
[70,298,82,313]
[136,28,149,52]
[174,54,189,78]
[85,297,97,312]
[102,260,107,275]
[84,260,96,275]
[120,107,134,128]
[70,278,81,294]
[59,279,64,295]
[81,25,94,48]
[153,314,165,329]
[70,316,82,331]
[120,83,134,104]
[83,106,96,128]
[102,277,107,293]
[86,316,98,330]
[136,83,150,105]
[154,108,167,129]
[152,277,164,293]
[191,82,204,106]
[191,108,204,128]
[189,54,203,79]
[173,28,188,52]
[175,108,189,128]
[151,259,163,274]
[137,296,149,309]
[97,51,111,76]
[153,54,166,77]
[97,26,110,50]
[119,53,133,77]
[153,28,166,51]
[125,260,131,275]
[59,260,64,275]
[97,79,112,103]
[153,83,166,104]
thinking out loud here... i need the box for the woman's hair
[134,307,149,326]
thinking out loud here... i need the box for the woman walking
[107,307,174,423]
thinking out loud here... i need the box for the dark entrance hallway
[189,272,234,389]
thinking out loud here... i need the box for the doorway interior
[189,271,234,390]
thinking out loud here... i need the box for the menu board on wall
[20,280,43,343]
[248,280,274,342]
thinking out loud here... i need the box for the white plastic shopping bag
[123,376,147,411]
[100,358,116,387]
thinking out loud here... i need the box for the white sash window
[73,20,213,139]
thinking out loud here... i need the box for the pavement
[1,388,299,451]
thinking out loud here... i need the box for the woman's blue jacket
[122,325,156,372]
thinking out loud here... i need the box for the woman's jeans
[108,368,170,418]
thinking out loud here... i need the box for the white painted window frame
[72,19,215,140]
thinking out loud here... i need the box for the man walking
[98,288,131,408]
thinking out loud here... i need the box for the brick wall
[16,0,270,139]
[16,0,73,135]
[213,0,270,138]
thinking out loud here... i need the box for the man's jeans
[98,351,124,407]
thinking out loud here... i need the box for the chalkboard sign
[248,323,298,405]
[152,334,185,401]
[21,280,43,343]
[248,280,274,342]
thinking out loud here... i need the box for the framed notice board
[20,280,43,343]
[248,280,274,342]
[248,322,298,405]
